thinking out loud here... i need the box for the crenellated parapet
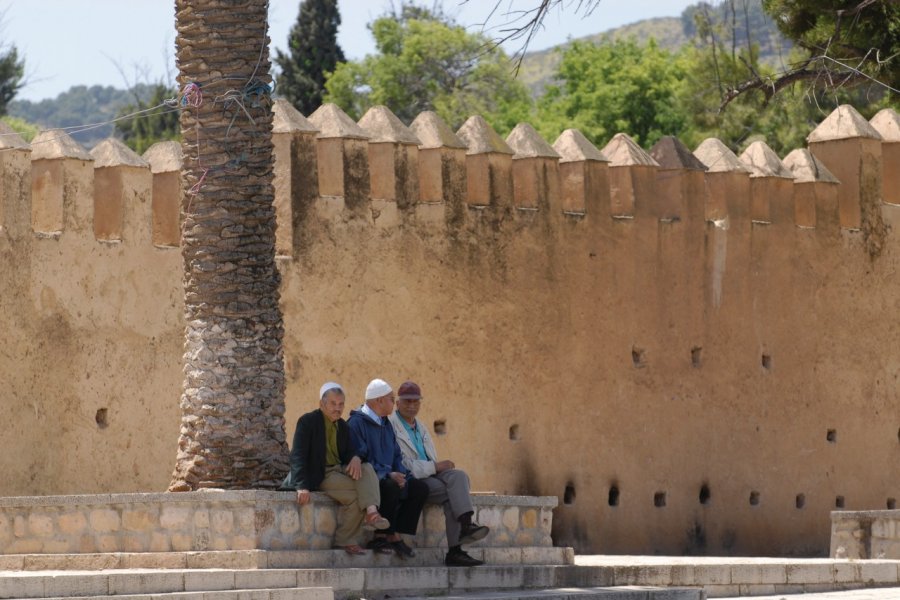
[649,135,706,223]
[409,111,467,225]
[358,105,421,214]
[694,137,750,224]
[602,133,659,219]
[143,141,183,248]
[4,102,900,259]
[456,115,513,209]
[308,103,369,214]
[740,140,794,225]
[90,138,150,245]
[271,98,317,255]
[870,108,900,207]
[30,129,94,238]
[0,122,31,241]
[506,122,560,213]
[553,129,609,216]
[783,148,840,232]
[808,104,886,256]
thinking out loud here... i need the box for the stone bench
[0,491,556,557]
[831,510,900,559]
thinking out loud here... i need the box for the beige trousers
[319,462,380,546]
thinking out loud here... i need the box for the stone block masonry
[831,511,900,559]
[1,102,899,557]
[0,491,555,555]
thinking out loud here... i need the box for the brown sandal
[339,544,367,556]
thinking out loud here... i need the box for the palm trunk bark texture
[169,0,290,491]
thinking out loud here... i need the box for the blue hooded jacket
[347,407,410,480]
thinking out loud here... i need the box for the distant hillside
[7,1,793,143]
[8,84,160,148]
[517,0,793,96]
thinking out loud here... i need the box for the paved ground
[736,589,900,600]
[575,556,853,566]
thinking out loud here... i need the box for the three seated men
[285,378,489,565]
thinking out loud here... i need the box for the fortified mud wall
[0,101,898,557]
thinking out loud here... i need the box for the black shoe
[390,539,416,558]
[445,549,484,567]
[458,523,489,545]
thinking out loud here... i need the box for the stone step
[387,586,704,600]
[569,556,900,598]
[0,564,583,600]
[42,589,333,600]
[0,546,573,571]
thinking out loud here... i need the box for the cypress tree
[275,0,345,116]
[0,45,24,116]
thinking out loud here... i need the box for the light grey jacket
[388,412,440,479]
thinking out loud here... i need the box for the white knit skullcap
[364,378,392,401]
[319,381,344,400]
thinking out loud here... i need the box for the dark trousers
[378,476,428,535]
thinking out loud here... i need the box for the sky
[1,0,698,102]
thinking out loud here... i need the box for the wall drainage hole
[509,424,520,441]
[95,408,108,429]
[654,492,667,508]
[433,420,447,435]
[826,429,837,443]
[608,485,620,507]
[691,347,702,367]
[761,354,772,370]
[749,491,760,506]
[795,494,806,509]
[632,346,646,368]
[888,498,897,510]
[699,484,711,505]
[564,483,576,505]
[835,495,845,508]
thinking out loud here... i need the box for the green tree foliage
[274,0,345,116]
[0,115,38,142]
[324,5,532,133]
[677,2,893,154]
[114,83,180,155]
[0,42,24,116]
[762,0,900,94]
[536,39,690,148]
[536,11,891,157]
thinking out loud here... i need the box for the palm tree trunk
[169,0,289,491]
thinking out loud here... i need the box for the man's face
[396,397,421,421]
[372,392,396,417]
[320,390,345,422]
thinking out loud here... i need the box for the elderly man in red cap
[389,380,490,567]
[283,381,390,555]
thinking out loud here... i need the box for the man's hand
[435,460,455,473]
[296,489,311,505]
[345,456,362,480]
[389,472,407,488]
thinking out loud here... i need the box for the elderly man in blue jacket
[348,378,429,558]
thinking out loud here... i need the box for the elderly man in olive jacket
[283,381,389,555]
